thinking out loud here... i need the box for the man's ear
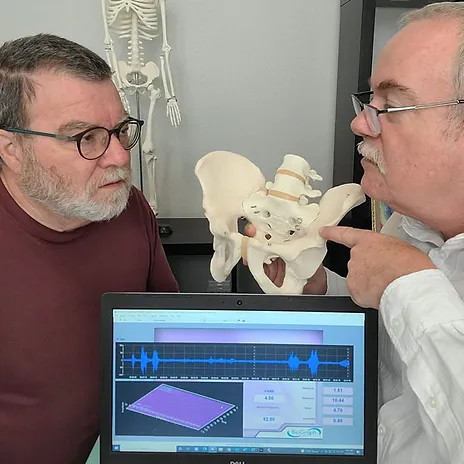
[0,129,24,174]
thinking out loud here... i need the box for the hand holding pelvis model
[195,151,365,294]
[101,0,182,215]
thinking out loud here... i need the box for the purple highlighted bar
[127,384,235,430]
[153,328,323,345]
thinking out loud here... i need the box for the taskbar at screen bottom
[112,445,363,456]
[178,447,363,456]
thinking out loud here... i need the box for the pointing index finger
[319,226,366,249]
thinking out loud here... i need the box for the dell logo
[230,461,246,464]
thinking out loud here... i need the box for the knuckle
[340,227,351,242]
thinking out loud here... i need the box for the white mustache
[357,141,386,174]
[97,167,132,188]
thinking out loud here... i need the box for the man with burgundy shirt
[0,34,178,463]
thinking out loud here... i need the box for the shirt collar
[401,215,464,249]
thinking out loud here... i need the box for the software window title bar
[113,309,365,326]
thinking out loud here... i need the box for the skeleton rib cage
[107,0,159,67]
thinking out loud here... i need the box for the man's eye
[383,99,401,110]
[83,133,96,142]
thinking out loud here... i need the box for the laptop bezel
[101,292,378,464]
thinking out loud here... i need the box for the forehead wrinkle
[26,73,127,131]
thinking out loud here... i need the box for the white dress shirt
[325,212,464,464]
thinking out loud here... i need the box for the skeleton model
[195,151,366,294]
[101,0,182,214]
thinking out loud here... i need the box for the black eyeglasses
[0,117,144,160]
[352,90,464,135]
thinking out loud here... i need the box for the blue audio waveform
[122,347,349,376]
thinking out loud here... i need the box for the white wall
[373,7,412,66]
[1,1,341,217]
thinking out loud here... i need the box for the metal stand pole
[130,72,144,193]
[134,88,144,193]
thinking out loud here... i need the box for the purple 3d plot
[127,384,236,430]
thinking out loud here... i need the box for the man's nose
[350,111,379,138]
[100,135,131,167]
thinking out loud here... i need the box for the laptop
[100,293,378,464]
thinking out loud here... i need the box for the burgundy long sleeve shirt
[0,181,179,463]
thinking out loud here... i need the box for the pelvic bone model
[195,151,365,294]
[101,0,182,214]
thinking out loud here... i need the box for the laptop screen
[111,308,366,457]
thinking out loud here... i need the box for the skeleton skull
[195,151,365,294]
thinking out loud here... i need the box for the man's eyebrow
[57,114,129,134]
[368,77,417,100]
[57,120,94,134]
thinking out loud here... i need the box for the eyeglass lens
[79,120,141,159]
[351,95,381,134]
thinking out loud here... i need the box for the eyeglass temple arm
[383,99,464,114]
[1,127,76,141]
[416,99,464,109]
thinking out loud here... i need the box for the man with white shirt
[248,2,464,463]
[321,3,464,463]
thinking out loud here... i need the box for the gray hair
[0,33,112,168]
[399,2,464,130]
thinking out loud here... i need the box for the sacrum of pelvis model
[195,151,366,294]
[101,0,181,215]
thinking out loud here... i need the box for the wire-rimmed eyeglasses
[351,90,464,135]
[0,116,144,160]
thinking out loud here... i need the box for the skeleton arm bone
[159,0,175,96]
[101,0,121,86]
[159,0,181,126]
[160,57,181,127]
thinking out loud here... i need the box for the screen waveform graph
[126,384,237,431]
[118,343,353,382]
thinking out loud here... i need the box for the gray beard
[19,150,132,222]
